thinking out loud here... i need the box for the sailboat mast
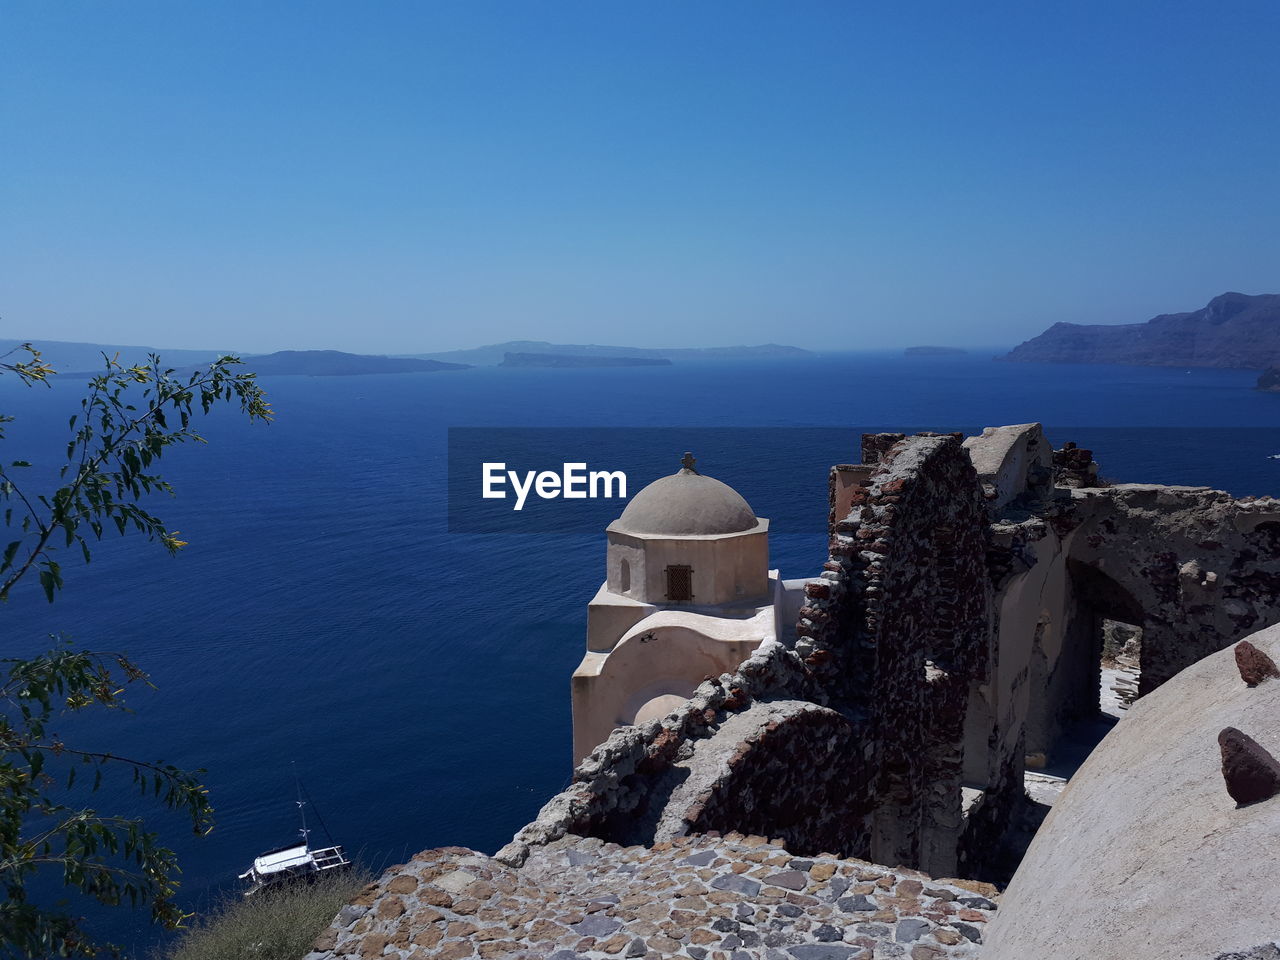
[294,764,310,848]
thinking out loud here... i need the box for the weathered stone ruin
[308,424,1280,960]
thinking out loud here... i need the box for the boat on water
[238,775,350,896]
[238,840,350,895]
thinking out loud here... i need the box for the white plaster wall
[605,536,645,598]
[778,577,811,646]
[585,585,653,654]
[984,624,1280,960]
[571,609,774,763]
[633,529,769,606]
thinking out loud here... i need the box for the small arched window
[619,558,631,594]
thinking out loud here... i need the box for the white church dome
[615,454,759,536]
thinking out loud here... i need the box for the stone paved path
[304,833,996,960]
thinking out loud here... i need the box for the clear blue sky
[3,1,1278,353]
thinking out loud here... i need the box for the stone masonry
[490,427,1280,884]
[305,833,997,960]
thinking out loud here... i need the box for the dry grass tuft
[155,869,370,960]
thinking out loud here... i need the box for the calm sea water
[1,352,1277,953]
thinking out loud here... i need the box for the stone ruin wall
[984,434,1280,766]
[502,431,1006,880]
[806,432,998,878]
[499,425,1280,884]
[1065,479,1280,691]
[496,637,862,867]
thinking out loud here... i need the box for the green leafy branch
[0,346,272,602]
[0,646,215,958]
[0,345,271,957]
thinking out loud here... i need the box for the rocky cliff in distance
[1258,367,1280,392]
[1002,292,1280,369]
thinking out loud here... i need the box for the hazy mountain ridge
[0,340,470,378]
[0,338,231,374]
[407,340,812,366]
[499,352,672,368]
[224,350,469,377]
[5,338,812,375]
[1001,293,1280,369]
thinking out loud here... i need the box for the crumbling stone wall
[496,639,850,866]
[1052,441,1100,488]
[806,433,994,877]
[985,440,1280,769]
[1064,484,1280,692]
[502,424,1280,887]
[513,432,1008,878]
[675,700,873,857]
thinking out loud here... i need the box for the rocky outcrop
[303,834,997,960]
[1257,367,1280,391]
[1002,292,1280,368]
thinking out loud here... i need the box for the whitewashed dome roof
[615,454,758,536]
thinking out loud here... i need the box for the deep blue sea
[2,352,1278,954]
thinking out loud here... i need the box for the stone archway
[659,700,870,857]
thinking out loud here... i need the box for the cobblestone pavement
[305,833,997,960]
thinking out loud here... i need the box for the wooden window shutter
[666,565,693,603]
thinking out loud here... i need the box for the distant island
[904,346,967,357]
[1258,367,1280,393]
[499,352,672,368]
[3,340,472,378]
[8,337,810,375]
[1001,292,1280,369]
[408,340,812,366]
[0,337,229,373]
[225,350,469,377]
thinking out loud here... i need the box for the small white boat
[1268,454,1280,460]
[239,774,350,896]
[238,841,350,895]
